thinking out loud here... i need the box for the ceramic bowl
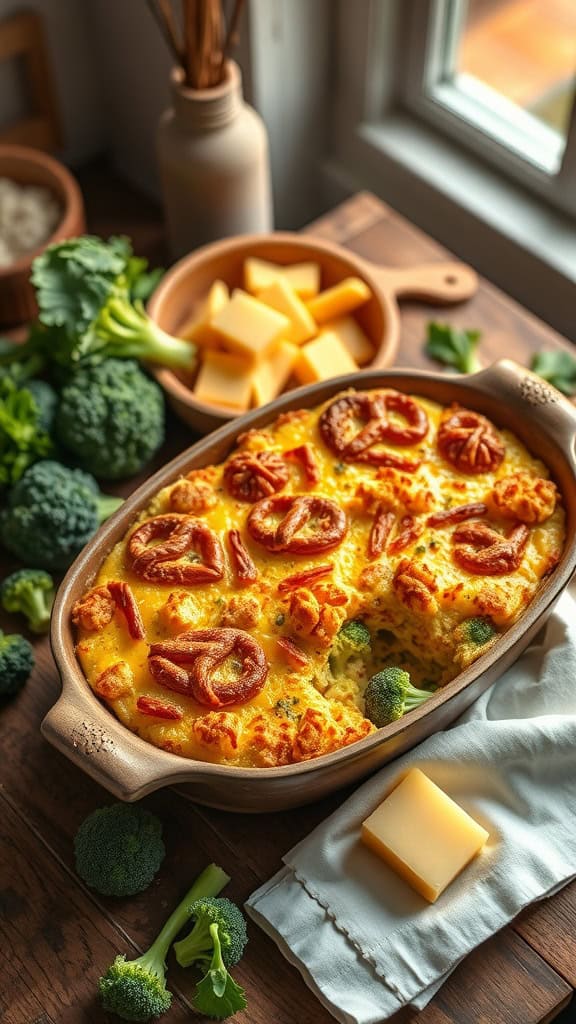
[0,144,85,326]
[147,231,477,434]
[43,360,576,811]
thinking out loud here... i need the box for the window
[402,0,576,213]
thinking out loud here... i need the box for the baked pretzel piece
[387,515,424,556]
[393,558,439,615]
[148,627,268,708]
[224,450,289,502]
[277,636,310,670]
[247,494,347,554]
[128,514,224,585]
[452,520,530,575]
[227,529,258,585]
[427,502,488,528]
[277,563,333,592]
[72,581,145,639]
[319,390,428,466]
[490,473,558,524]
[368,506,395,558]
[285,444,321,485]
[437,405,505,474]
[136,695,184,720]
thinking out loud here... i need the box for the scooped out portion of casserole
[73,389,565,768]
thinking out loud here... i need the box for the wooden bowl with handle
[148,232,478,434]
[44,360,576,812]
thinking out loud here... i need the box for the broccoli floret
[0,375,53,489]
[191,923,247,1021]
[173,896,248,969]
[453,617,497,669]
[364,667,432,727]
[1,460,123,569]
[329,620,372,678]
[99,863,230,1021]
[25,379,58,433]
[0,568,54,634]
[456,617,496,647]
[55,359,165,480]
[0,630,34,695]
[74,803,165,897]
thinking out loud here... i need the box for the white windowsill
[361,113,576,283]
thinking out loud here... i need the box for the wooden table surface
[2,184,575,1024]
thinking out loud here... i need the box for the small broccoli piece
[0,375,53,489]
[0,568,55,634]
[25,379,58,433]
[74,803,165,897]
[1,460,123,570]
[99,863,230,1022]
[0,630,34,696]
[329,620,372,678]
[456,617,497,647]
[453,616,497,669]
[192,923,247,1021]
[55,358,165,480]
[364,667,432,727]
[173,896,248,969]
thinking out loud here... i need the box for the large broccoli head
[0,460,122,570]
[99,955,171,1022]
[364,667,432,728]
[173,896,248,969]
[0,568,54,634]
[0,630,34,696]
[74,803,165,898]
[55,359,165,480]
[329,620,372,681]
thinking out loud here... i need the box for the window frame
[400,0,576,215]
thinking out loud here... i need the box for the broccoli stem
[22,588,52,634]
[98,297,197,372]
[207,923,228,996]
[173,914,214,968]
[146,863,230,969]
[96,494,124,524]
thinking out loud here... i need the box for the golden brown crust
[168,478,218,514]
[393,559,439,615]
[219,594,260,629]
[94,661,134,700]
[490,473,558,524]
[71,586,116,632]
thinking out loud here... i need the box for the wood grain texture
[2,176,574,1023]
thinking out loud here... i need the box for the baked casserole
[73,388,565,768]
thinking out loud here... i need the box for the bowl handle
[465,359,576,465]
[41,693,191,801]
[364,260,478,304]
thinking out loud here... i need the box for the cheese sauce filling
[73,390,565,768]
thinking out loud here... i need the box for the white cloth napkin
[245,590,576,1024]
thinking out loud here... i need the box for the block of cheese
[211,289,291,361]
[282,262,321,299]
[252,340,300,407]
[361,768,489,903]
[320,316,374,366]
[245,258,320,298]
[193,350,253,412]
[257,278,317,345]
[179,280,229,347]
[295,332,358,385]
[306,277,371,325]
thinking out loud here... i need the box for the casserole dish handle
[41,691,194,801]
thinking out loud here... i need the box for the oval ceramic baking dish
[44,360,576,812]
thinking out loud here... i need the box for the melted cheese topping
[75,392,565,768]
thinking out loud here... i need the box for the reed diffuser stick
[149,0,244,90]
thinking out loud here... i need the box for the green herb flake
[425,321,481,374]
[415,545,426,555]
[334,462,346,475]
[275,612,285,626]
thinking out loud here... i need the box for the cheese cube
[211,289,290,361]
[179,280,229,347]
[257,278,317,345]
[193,350,253,412]
[295,333,358,385]
[320,316,374,366]
[306,277,371,324]
[244,257,283,294]
[252,340,300,407]
[245,258,320,298]
[282,262,321,299]
[361,768,489,903]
